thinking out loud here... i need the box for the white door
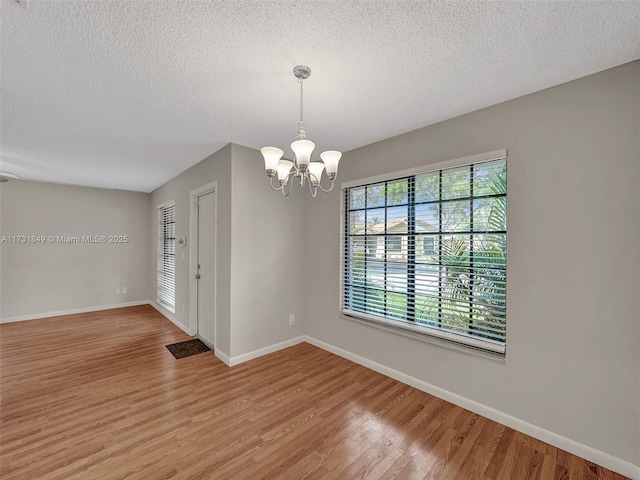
[196,191,215,348]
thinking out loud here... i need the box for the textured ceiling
[1,1,639,192]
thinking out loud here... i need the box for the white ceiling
[1,1,639,192]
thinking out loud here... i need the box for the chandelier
[261,65,341,197]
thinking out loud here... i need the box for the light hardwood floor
[0,305,629,480]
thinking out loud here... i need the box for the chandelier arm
[317,177,336,193]
[269,175,285,192]
[282,179,294,197]
[307,176,318,198]
[282,170,298,196]
[307,171,320,185]
[287,170,299,185]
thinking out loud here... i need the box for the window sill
[341,311,507,363]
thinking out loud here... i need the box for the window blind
[157,203,176,311]
[343,157,507,354]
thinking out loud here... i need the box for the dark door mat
[166,339,211,359]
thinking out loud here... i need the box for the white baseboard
[0,301,149,324]
[148,301,194,336]
[302,335,639,480]
[214,349,231,366]
[228,336,306,367]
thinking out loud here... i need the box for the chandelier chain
[297,78,306,140]
[299,79,304,123]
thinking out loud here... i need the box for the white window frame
[340,149,507,356]
[157,200,176,314]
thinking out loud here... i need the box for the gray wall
[148,143,306,359]
[229,144,306,357]
[149,145,233,356]
[304,61,639,464]
[0,180,150,319]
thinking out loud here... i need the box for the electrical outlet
[122,287,127,294]
[289,314,295,326]
[115,288,121,295]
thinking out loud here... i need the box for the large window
[343,153,507,354]
[157,201,176,313]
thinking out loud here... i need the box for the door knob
[195,274,201,279]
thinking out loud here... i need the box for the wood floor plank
[0,306,630,480]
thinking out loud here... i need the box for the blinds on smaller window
[343,155,507,354]
[157,203,176,311]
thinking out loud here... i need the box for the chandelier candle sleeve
[291,140,314,171]
[261,147,284,176]
[320,151,342,178]
[277,160,294,182]
[307,162,326,186]
[261,65,341,197]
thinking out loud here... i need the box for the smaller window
[387,236,402,253]
[420,236,435,257]
[157,201,176,313]
[365,236,378,259]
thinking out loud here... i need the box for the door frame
[189,181,217,348]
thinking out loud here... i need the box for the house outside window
[386,236,402,253]
[342,151,507,355]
